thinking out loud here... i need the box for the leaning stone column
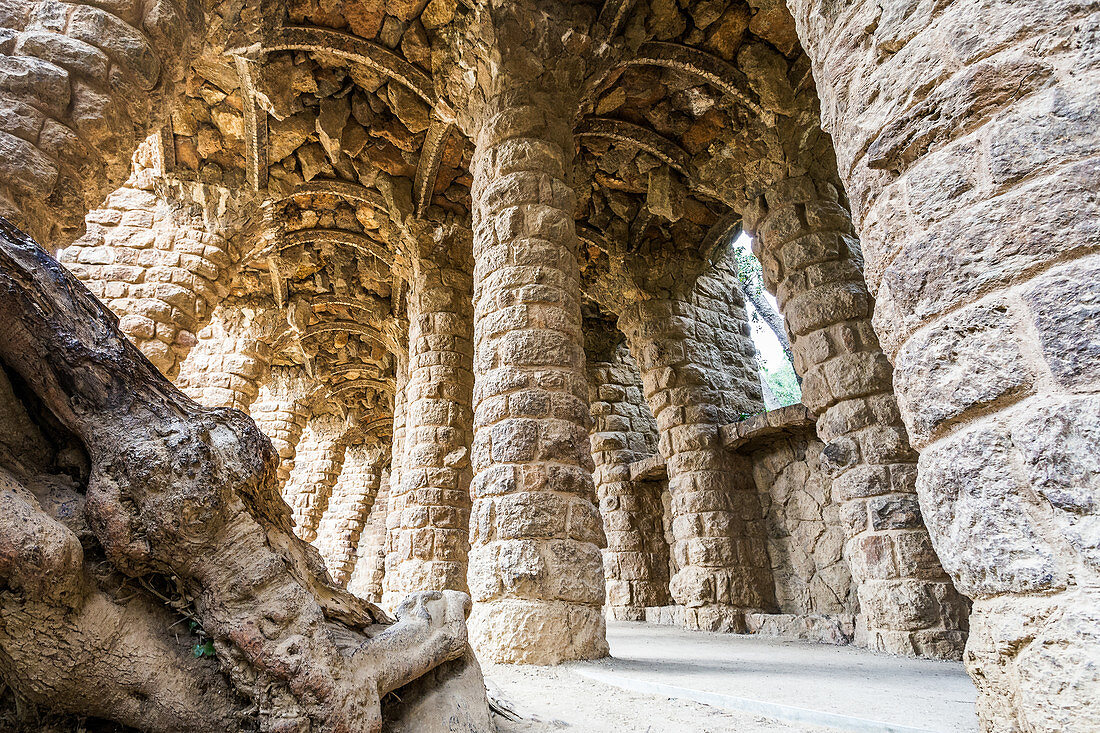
[586,338,670,621]
[59,146,240,379]
[250,367,312,492]
[348,469,390,603]
[465,54,608,664]
[382,232,475,608]
[618,270,775,632]
[743,175,968,659]
[282,414,347,543]
[786,2,1099,728]
[315,443,384,586]
[174,299,276,412]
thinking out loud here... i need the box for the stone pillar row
[743,175,968,658]
[619,272,774,632]
[316,443,385,586]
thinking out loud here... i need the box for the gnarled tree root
[0,217,492,733]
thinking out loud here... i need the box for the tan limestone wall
[752,433,854,618]
[743,175,968,659]
[587,343,671,621]
[619,269,774,632]
[174,298,280,412]
[785,1,1100,728]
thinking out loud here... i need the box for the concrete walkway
[566,622,979,733]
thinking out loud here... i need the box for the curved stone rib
[597,0,637,40]
[577,224,612,253]
[328,377,395,396]
[326,363,387,379]
[300,321,393,352]
[271,179,389,211]
[281,228,394,264]
[414,119,452,218]
[234,55,269,191]
[268,26,435,105]
[630,42,762,116]
[311,293,389,313]
[575,117,692,175]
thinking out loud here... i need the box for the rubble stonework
[1,0,1097,729]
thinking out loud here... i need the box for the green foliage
[193,640,216,658]
[733,245,765,299]
[763,360,802,407]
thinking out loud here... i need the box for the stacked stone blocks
[587,344,671,621]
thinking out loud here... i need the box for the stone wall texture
[752,432,853,619]
[6,0,1097,727]
[786,0,1100,727]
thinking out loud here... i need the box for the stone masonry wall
[587,343,671,621]
[786,1,1100,728]
[174,298,277,412]
[250,368,313,493]
[752,433,854,618]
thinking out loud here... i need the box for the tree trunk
[0,217,491,733]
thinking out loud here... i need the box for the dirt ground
[484,664,831,733]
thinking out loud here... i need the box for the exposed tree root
[0,218,491,732]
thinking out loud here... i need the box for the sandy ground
[484,664,832,733]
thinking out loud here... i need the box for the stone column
[174,299,275,412]
[348,469,390,603]
[465,66,607,664]
[618,270,775,632]
[249,367,312,492]
[58,149,240,379]
[382,233,475,608]
[786,2,1100,728]
[0,0,195,249]
[586,341,670,621]
[315,443,384,586]
[282,414,346,543]
[743,175,968,659]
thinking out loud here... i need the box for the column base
[469,599,608,664]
